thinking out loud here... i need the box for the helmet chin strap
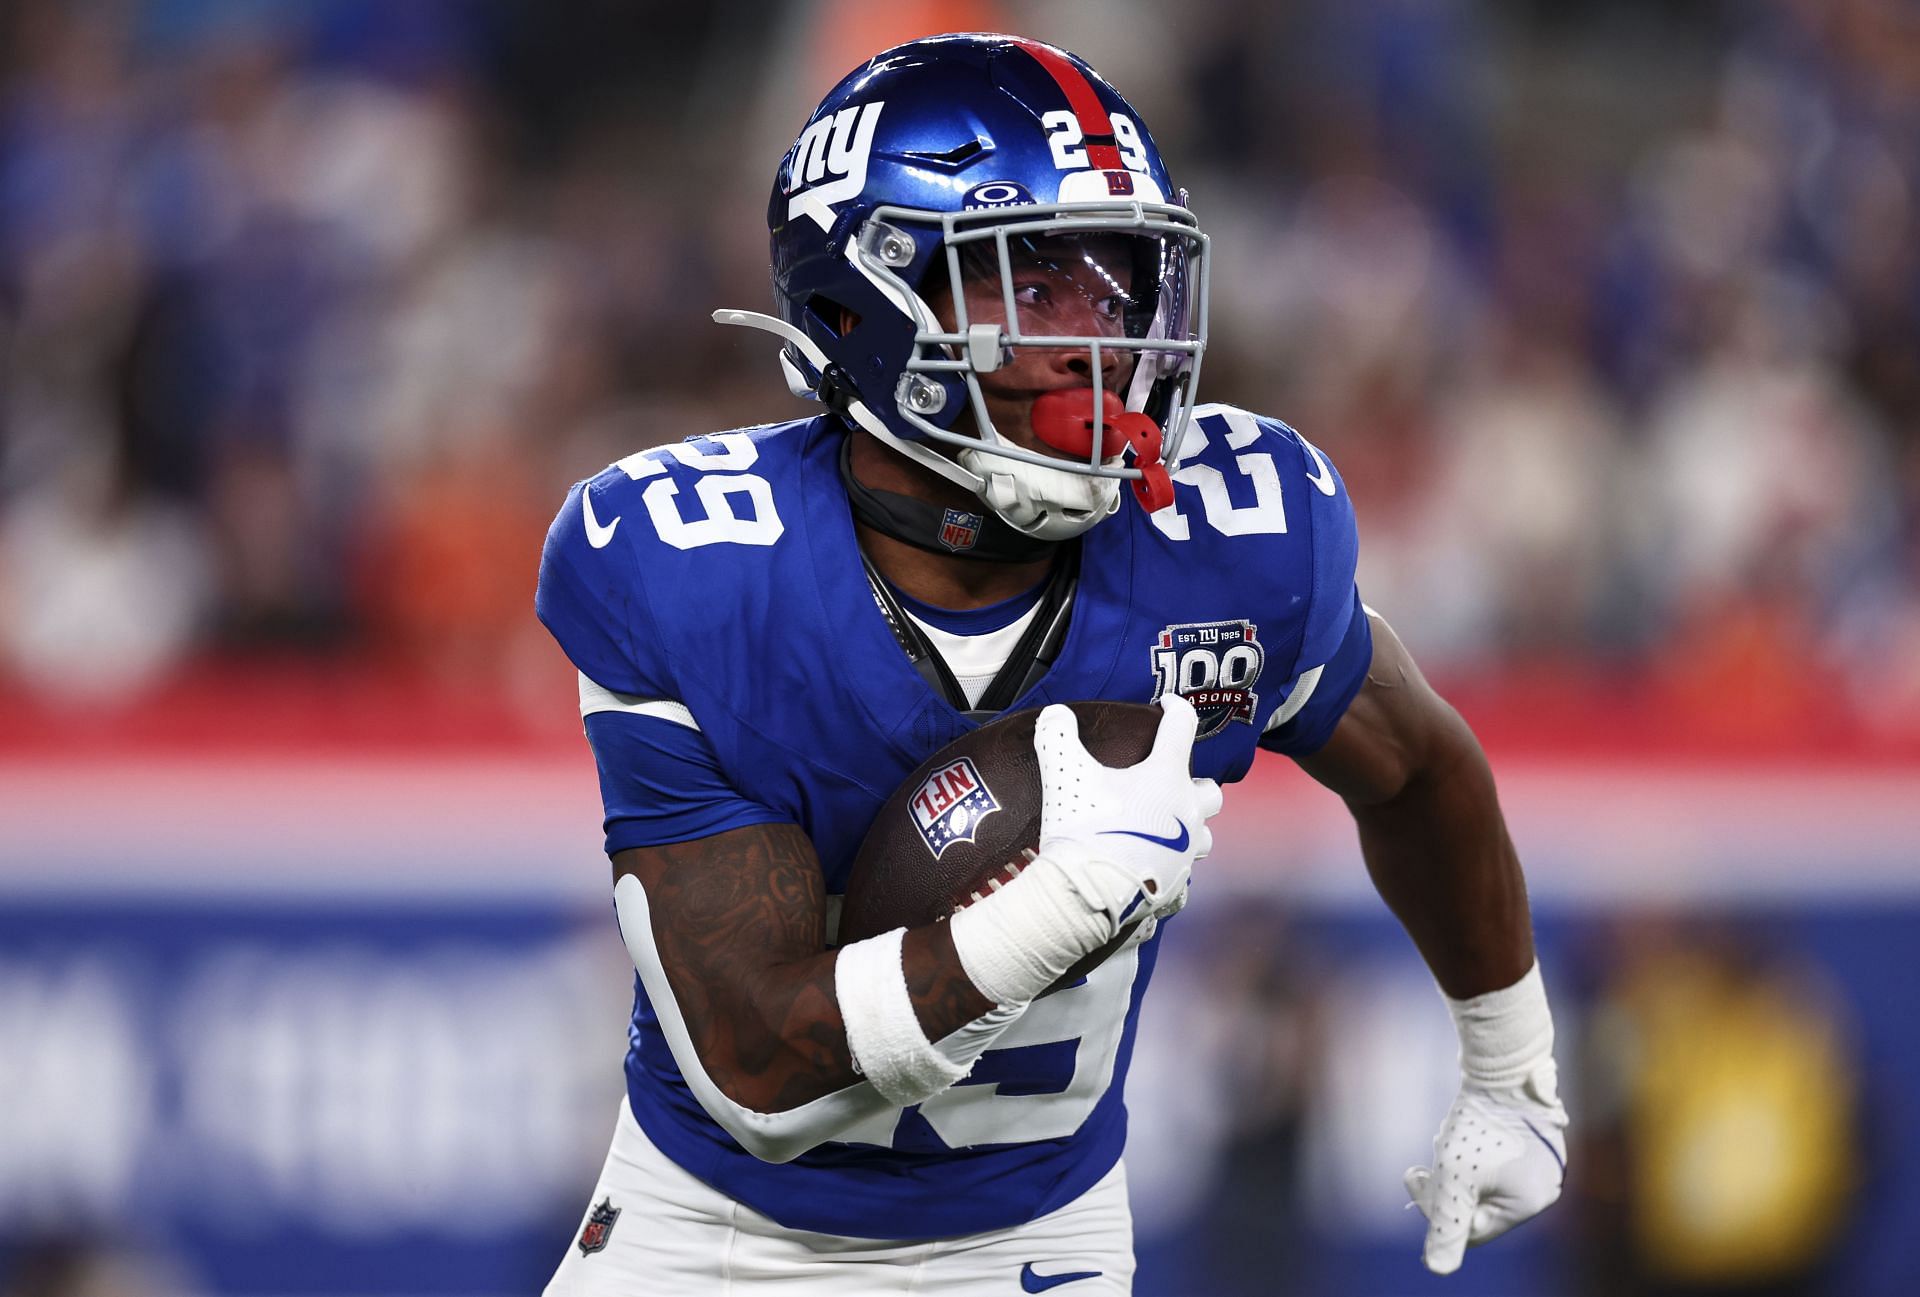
[962,453,1121,541]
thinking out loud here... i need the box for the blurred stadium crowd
[3,7,1917,1296]
[3,0,1920,740]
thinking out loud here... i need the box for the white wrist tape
[1444,961,1556,1089]
[948,849,1118,1007]
[835,927,969,1106]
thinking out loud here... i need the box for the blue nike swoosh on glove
[1021,1262,1103,1292]
[1522,1118,1567,1175]
[1099,823,1189,851]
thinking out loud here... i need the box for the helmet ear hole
[805,295,861,338]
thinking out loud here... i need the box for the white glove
[1405,964,1569,1275]
[1034,694,1222,928]
[950,694,1223,1006]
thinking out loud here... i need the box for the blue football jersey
[535,403,1370,1239]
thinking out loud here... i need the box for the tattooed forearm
[903,923,995,1040]
[613,824,993,1113]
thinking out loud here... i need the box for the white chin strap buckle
[971,458,1122,541]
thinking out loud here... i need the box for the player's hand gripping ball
[841,700,1216,995]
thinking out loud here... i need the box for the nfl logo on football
[908,757,1001,858]
[938,507,983,552]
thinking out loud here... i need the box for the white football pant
[545,1098,1134,1295]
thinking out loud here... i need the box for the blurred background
[1,0,1917,1293]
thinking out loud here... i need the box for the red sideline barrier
[4,654,1919,764]
[0,656,584,758]
[1,656,1916,903]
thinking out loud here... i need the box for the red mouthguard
[1029,389,1175,513]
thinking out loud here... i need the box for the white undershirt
[901,602,1048,709]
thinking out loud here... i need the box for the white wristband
[835,928,968,1106]
[1444,961,1556,1088]
[948,849,1117,1007]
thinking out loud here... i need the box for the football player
[537,33,1566,1294]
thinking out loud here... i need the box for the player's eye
[1013,281,1051,308]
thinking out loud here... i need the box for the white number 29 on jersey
[911,945,1139,1146]
[828,943,1143,1151]
[615,434,784,549]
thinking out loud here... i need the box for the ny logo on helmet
[786,101,885,231]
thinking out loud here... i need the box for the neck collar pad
[839,437,1058,564]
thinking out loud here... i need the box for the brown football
[839,701,1164,996]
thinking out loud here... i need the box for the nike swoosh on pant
[1021,1262,1103,1292]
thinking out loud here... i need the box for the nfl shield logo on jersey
[939,508,983,552]
[909,757,1001,858]
[1150,619,1267,739]
[577,1197,620,1256]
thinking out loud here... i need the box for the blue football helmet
[716,33,1209,539]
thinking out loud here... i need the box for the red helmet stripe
[1011,38,1126,171]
